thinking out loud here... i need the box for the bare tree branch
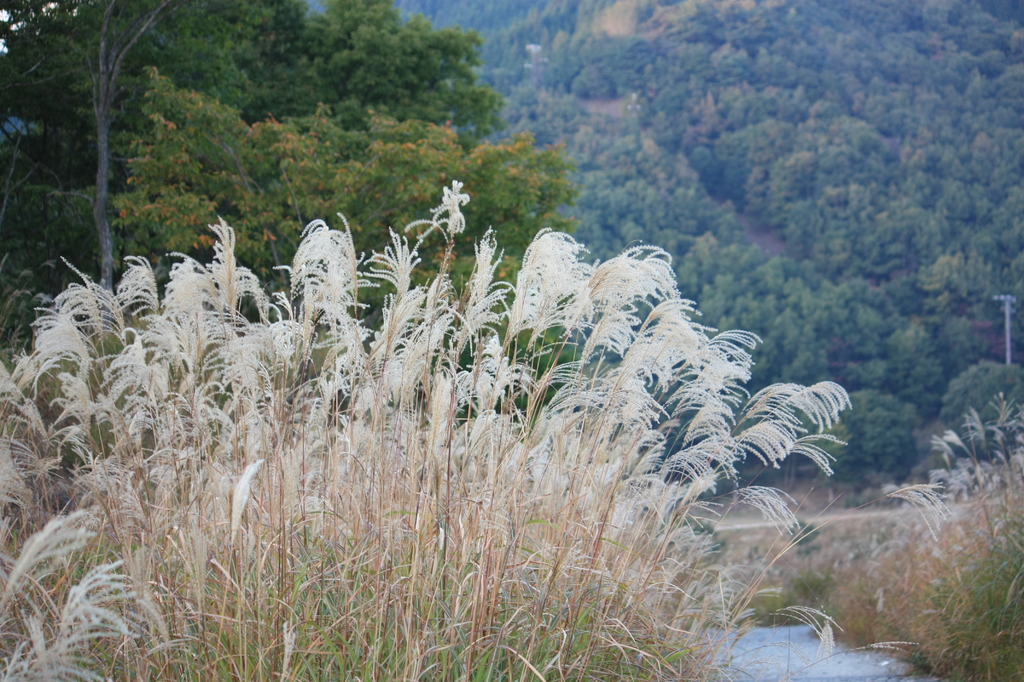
[49,189,95,206]
[0,65,87,92]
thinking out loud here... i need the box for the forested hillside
[399,0,1024,481]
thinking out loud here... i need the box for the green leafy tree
[2,0,508,295]
[837,390,918,484]
[1,0,257,293]
[2,1,106,296]
[240,0,504,140]
[116,72,574,281]
[941,361,1024,424]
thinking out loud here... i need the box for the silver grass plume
[404,180,470,242]
[0,513,92,610]
[1,181,856,678]
[9,181,853,527]
[884,483,950,540]
[231,459,264,542]
[1,513,130,681]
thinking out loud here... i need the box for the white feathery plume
[0,363,43,433]
[44,261,125,337]
[454,230,511,350]
[367,230,420,298]
[507,230,593,340]
[281,621,296,682]
[17,278,105,395]
[733,382,850,470]
[776,605,840,661]
[0,439,28,512]
[289,217,366,357]
[404,180,471,242]
[104,330,170,428]
[1,559,130,682]
[462,334,529,413]
[1,513,93,611]
[396,274,456,404]
[580,245,678,358]
[115,256,159,319]
[231,459,264,542]
[961,407,986,449]
[734,486,799,532]
[208,218,269,322]
[161,254,219,317]
[437,180,471,235]
[930,454,981,500]
[884,483,950,540]
[618,299,705,392]
[45,562,131,673]
[789,434,842,476]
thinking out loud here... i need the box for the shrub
[941,360,1024,424]
[0,183,850,679]
[829,401,1024,681]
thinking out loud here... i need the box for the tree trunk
[90,0,186,292]
[94,96,114,291]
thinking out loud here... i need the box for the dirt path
[712,507,914,532]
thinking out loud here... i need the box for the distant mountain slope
[399,0,1024,482]
[395,0,548,32]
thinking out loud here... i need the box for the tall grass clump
[830,399,1024,681]
[0,182,849,680]
[0,512,133,681]
[0,256,36,364]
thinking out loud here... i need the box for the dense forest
[398,0,1024,482]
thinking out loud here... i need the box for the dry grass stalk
[827,400,1024,681]
[0,183,849,679]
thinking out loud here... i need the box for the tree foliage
[240,0,504,138]
[941,360,1024,423]
[837,389,918,483]
[0,0,521,299]
[116,72,574,282]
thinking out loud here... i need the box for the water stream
[728,625,943,682]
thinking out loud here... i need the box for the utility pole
[994,294,1016,364]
